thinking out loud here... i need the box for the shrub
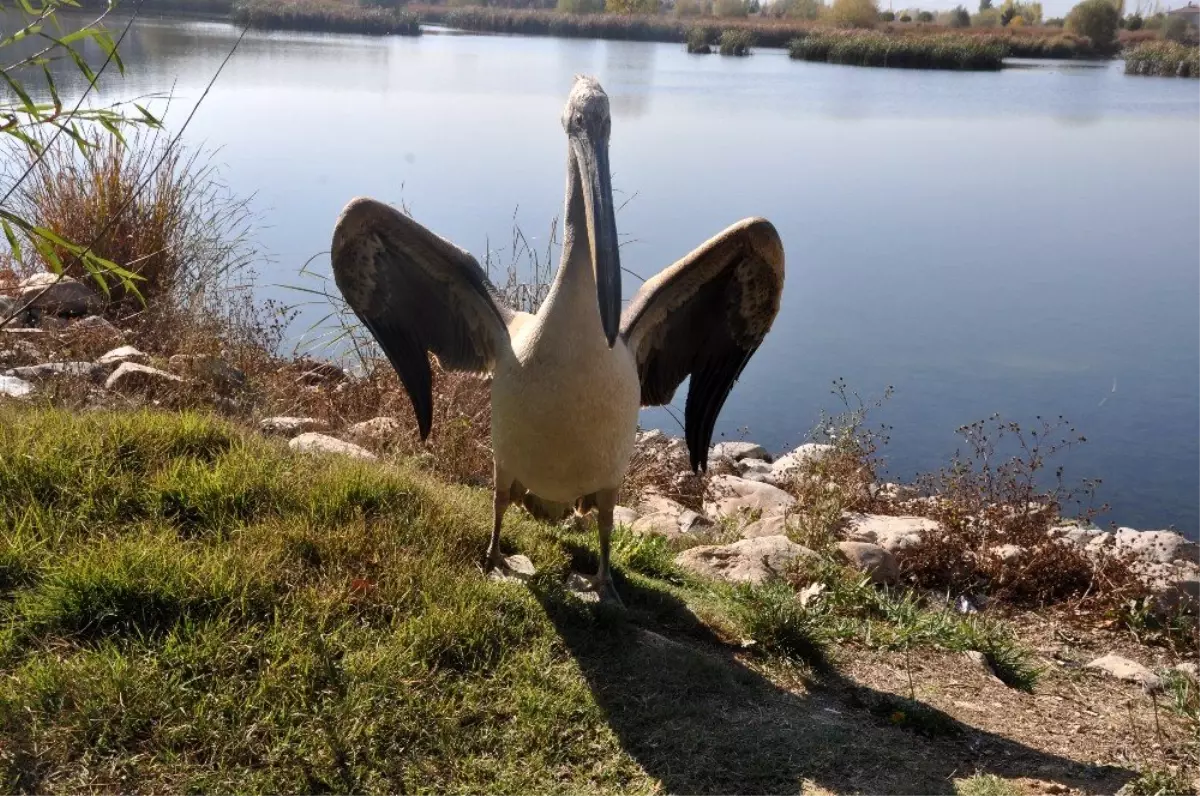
[1163,14,1190,42]
[949,5,970,25]
[674,0,710,15]
[829,0,879,26]
[605,0,658,13]
[972,7,999,24]
[686,25,714,50]
[714,0,749,16]
[1065,0,1120,51]
[772,0,824,18]
[1124,40,1200,76]
[899,12,912,21]
[1045,14,1064,24]
[788,29,1005,68]
[1123,11,1142,28]
[917,10,933,21]
[879,9,894,19]
[718,27,754,52]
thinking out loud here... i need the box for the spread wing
[331,197,515,440]
[620,217,784,472]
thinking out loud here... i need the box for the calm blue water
[22,17,1200,534]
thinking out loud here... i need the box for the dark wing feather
[620,217,784,472]
[330,197,512,440]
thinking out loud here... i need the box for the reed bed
[788,30,1006,70]
[1123,40,1200,76]
[232,0,422,35]
[719,28,753,55]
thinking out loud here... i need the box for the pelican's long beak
[571,131,621,348]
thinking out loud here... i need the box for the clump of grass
[1117,767,1196,796]
[954,773,1021,796]
[233,0,423,35]
[729,579,829,665]
[686,25,713,52]
[1124,40,1200,77]
[718,27,754,54]
[789,30,1006,69]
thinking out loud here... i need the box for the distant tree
[1123,10,1144,26]
[1045,14,1065,23]
[829,0,880,24]
[559,0,606,12]
[1142,10,1165,28]
[748,0,762,11]
[899,11,912,19]
[1163,13,1189,39]
[949,4,971,24]
[979,0,993,10]
[606,0,657,13]
[879,8,895,19]
[972,6,1000,22]
[1065,0,1120,50]
[916,9,933,19]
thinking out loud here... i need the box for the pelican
[331,75,784,604]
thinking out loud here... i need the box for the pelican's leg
[593,489,624,606]
[485,462,511,572]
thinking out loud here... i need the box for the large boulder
[18,272,102,316]
[0,375,34,398]
[67,315,122,343]
[1113,528,1198,566]
[96,346,150,367]
[768,443,835,484]
[289,433,376,460]
[105,362,186,397]
[632,512,685,539]
[836,540,899,585]
[843,512,940,562]
[741,514,789,539]
[7,361,106,384]
[704,475,795,520]
[675,535,815,585]
[711,441,770,463]
[613,506,639,527]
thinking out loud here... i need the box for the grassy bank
[789,30,1007,69]
[1123,40,1200,77]
[232,0,421,35]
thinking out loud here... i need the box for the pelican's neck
[538,148,603,343]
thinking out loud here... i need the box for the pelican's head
[563,75,620,348]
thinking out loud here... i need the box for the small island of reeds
[232,0,422,35]
[1123,40,1200,77]
[788,30,1006,70]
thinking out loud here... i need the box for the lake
[23,15,1200,534]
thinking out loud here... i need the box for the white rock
[1132,561,1199,615]
[741,514,789,539]
[711,441,770,462]
[347,416,403,446]
[68,315,121,341]
[1173,662,1199,680]
[843,513,940,561]
[8,361,105,383]
[632,512,684,539]
[288,433,376,460]
[105,362,186,396]
[675,535,815,585]
[704,475,795,519]
[637,492,689,518]
[1085,653,1162,692]
[1114,528,1198,566]
[989,544,1026,563]
[260,416,329,436]
[0,375,34,398]
[97,345,149,366]
[488,554,536,584]
[737,458,774,478]
[613,506,639,527]
[768,443,836,483]
[18,272,101,316]
[872,482,918,502]
[678,509,714,534]
[836,540,898,585]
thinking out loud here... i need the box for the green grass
[788,30,1007,70]
[1124,40,1200,77]
[232,0,422,35]
[0,407,1050,792]
[718,28,753,55]
[955,773,1020,796]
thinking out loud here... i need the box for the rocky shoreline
[3,271,1197,620]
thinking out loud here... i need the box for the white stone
[704,475,796,519]
[8,361,105,383]
[675,535,816,585]
[1114,528,1198,566]
[768,443,836,483]
[632,512,684,539]
[836,540,898,585]
[843,513,940,561]
[678,509,714,534]
[637,491,689,518]
[711,441,770,462]
[104,362,185,395]
[613,506,639,527]
[1085,653,1162,692]
[18,272,101,316]
[1132,561,1199,615]
[260,416,329,436]
[97,345,149,366]
[0,375,34,398]
[288,433,376,460]
[989,544,1026,563]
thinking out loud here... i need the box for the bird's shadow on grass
[527,565,1137,796]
